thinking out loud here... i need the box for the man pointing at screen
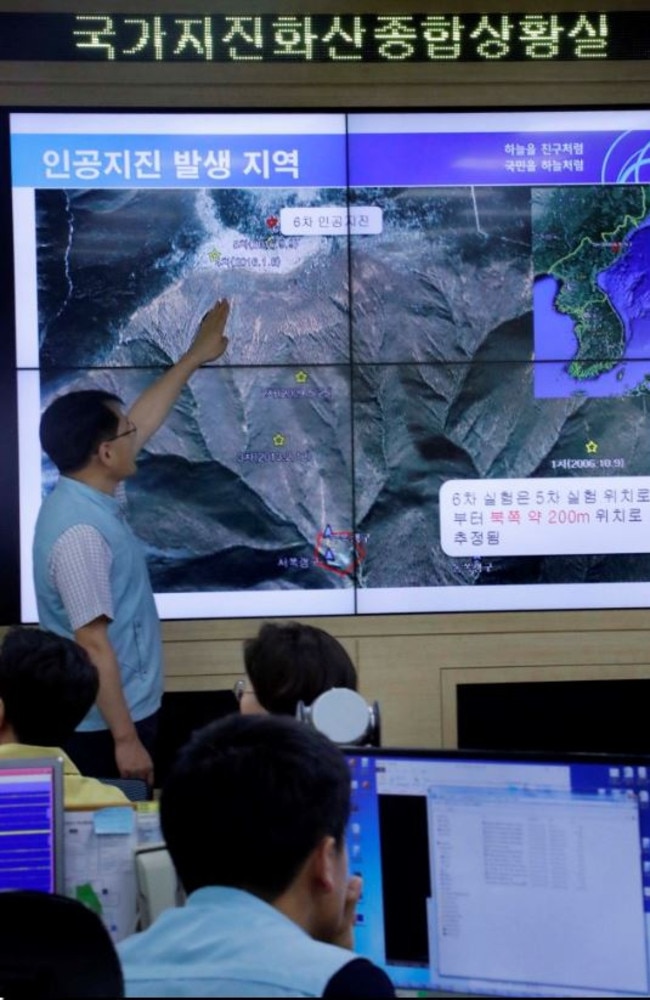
[33,299,230,785]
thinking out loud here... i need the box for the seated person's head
[161,714,351,940]
[40,389,124,474]
[0,627,98,748]
[240,621,357,716]
[0,890,124,998]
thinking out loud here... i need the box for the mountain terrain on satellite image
[35,185,650,593]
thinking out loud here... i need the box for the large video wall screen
[10,109,650,620]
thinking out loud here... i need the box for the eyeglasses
[105,422,137,443]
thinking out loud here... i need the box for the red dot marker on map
[266,215,279,229]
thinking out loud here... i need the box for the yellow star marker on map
[273,433,286,447]
[585,440,598,454]
[295,371,309,383]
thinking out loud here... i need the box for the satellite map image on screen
[349,185,532,364]
[34,183,650,594]
[348,185,650,590]
[36,187,356,592]
[36,187,352,368]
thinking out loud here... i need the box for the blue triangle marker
[324,524,333,538]
[325,548,336,562]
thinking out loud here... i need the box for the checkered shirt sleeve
[48,524,114,631]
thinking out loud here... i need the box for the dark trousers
[63,710,160,781]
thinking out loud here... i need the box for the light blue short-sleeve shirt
[118,886,355,998]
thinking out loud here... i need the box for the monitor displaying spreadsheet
[345,748,650,998]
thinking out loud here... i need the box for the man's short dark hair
[0,628,99,747]
[243,622,358,716]
[160,714,351,899]
[40,389,123,474]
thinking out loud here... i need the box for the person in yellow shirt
[0,626,129,808]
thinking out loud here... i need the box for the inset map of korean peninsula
[533,185,650,399]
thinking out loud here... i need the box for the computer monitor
[345,748,650,998]
[0,757,64,894]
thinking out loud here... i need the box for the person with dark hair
[39,388,130,477]
[118,714,394,997]
[0,626,128,808]
[33,299,230,785]
[238,620,358,716]
[0,890,125,998]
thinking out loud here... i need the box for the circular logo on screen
[601,132,650,183]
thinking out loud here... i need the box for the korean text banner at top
[9,113,348,189]
[11,111,650,191]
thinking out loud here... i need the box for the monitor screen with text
[346,748,650,998]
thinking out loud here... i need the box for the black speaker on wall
[457,679,650,755]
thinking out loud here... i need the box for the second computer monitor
[346,748,650,999]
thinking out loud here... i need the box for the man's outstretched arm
[129,297,230,451]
